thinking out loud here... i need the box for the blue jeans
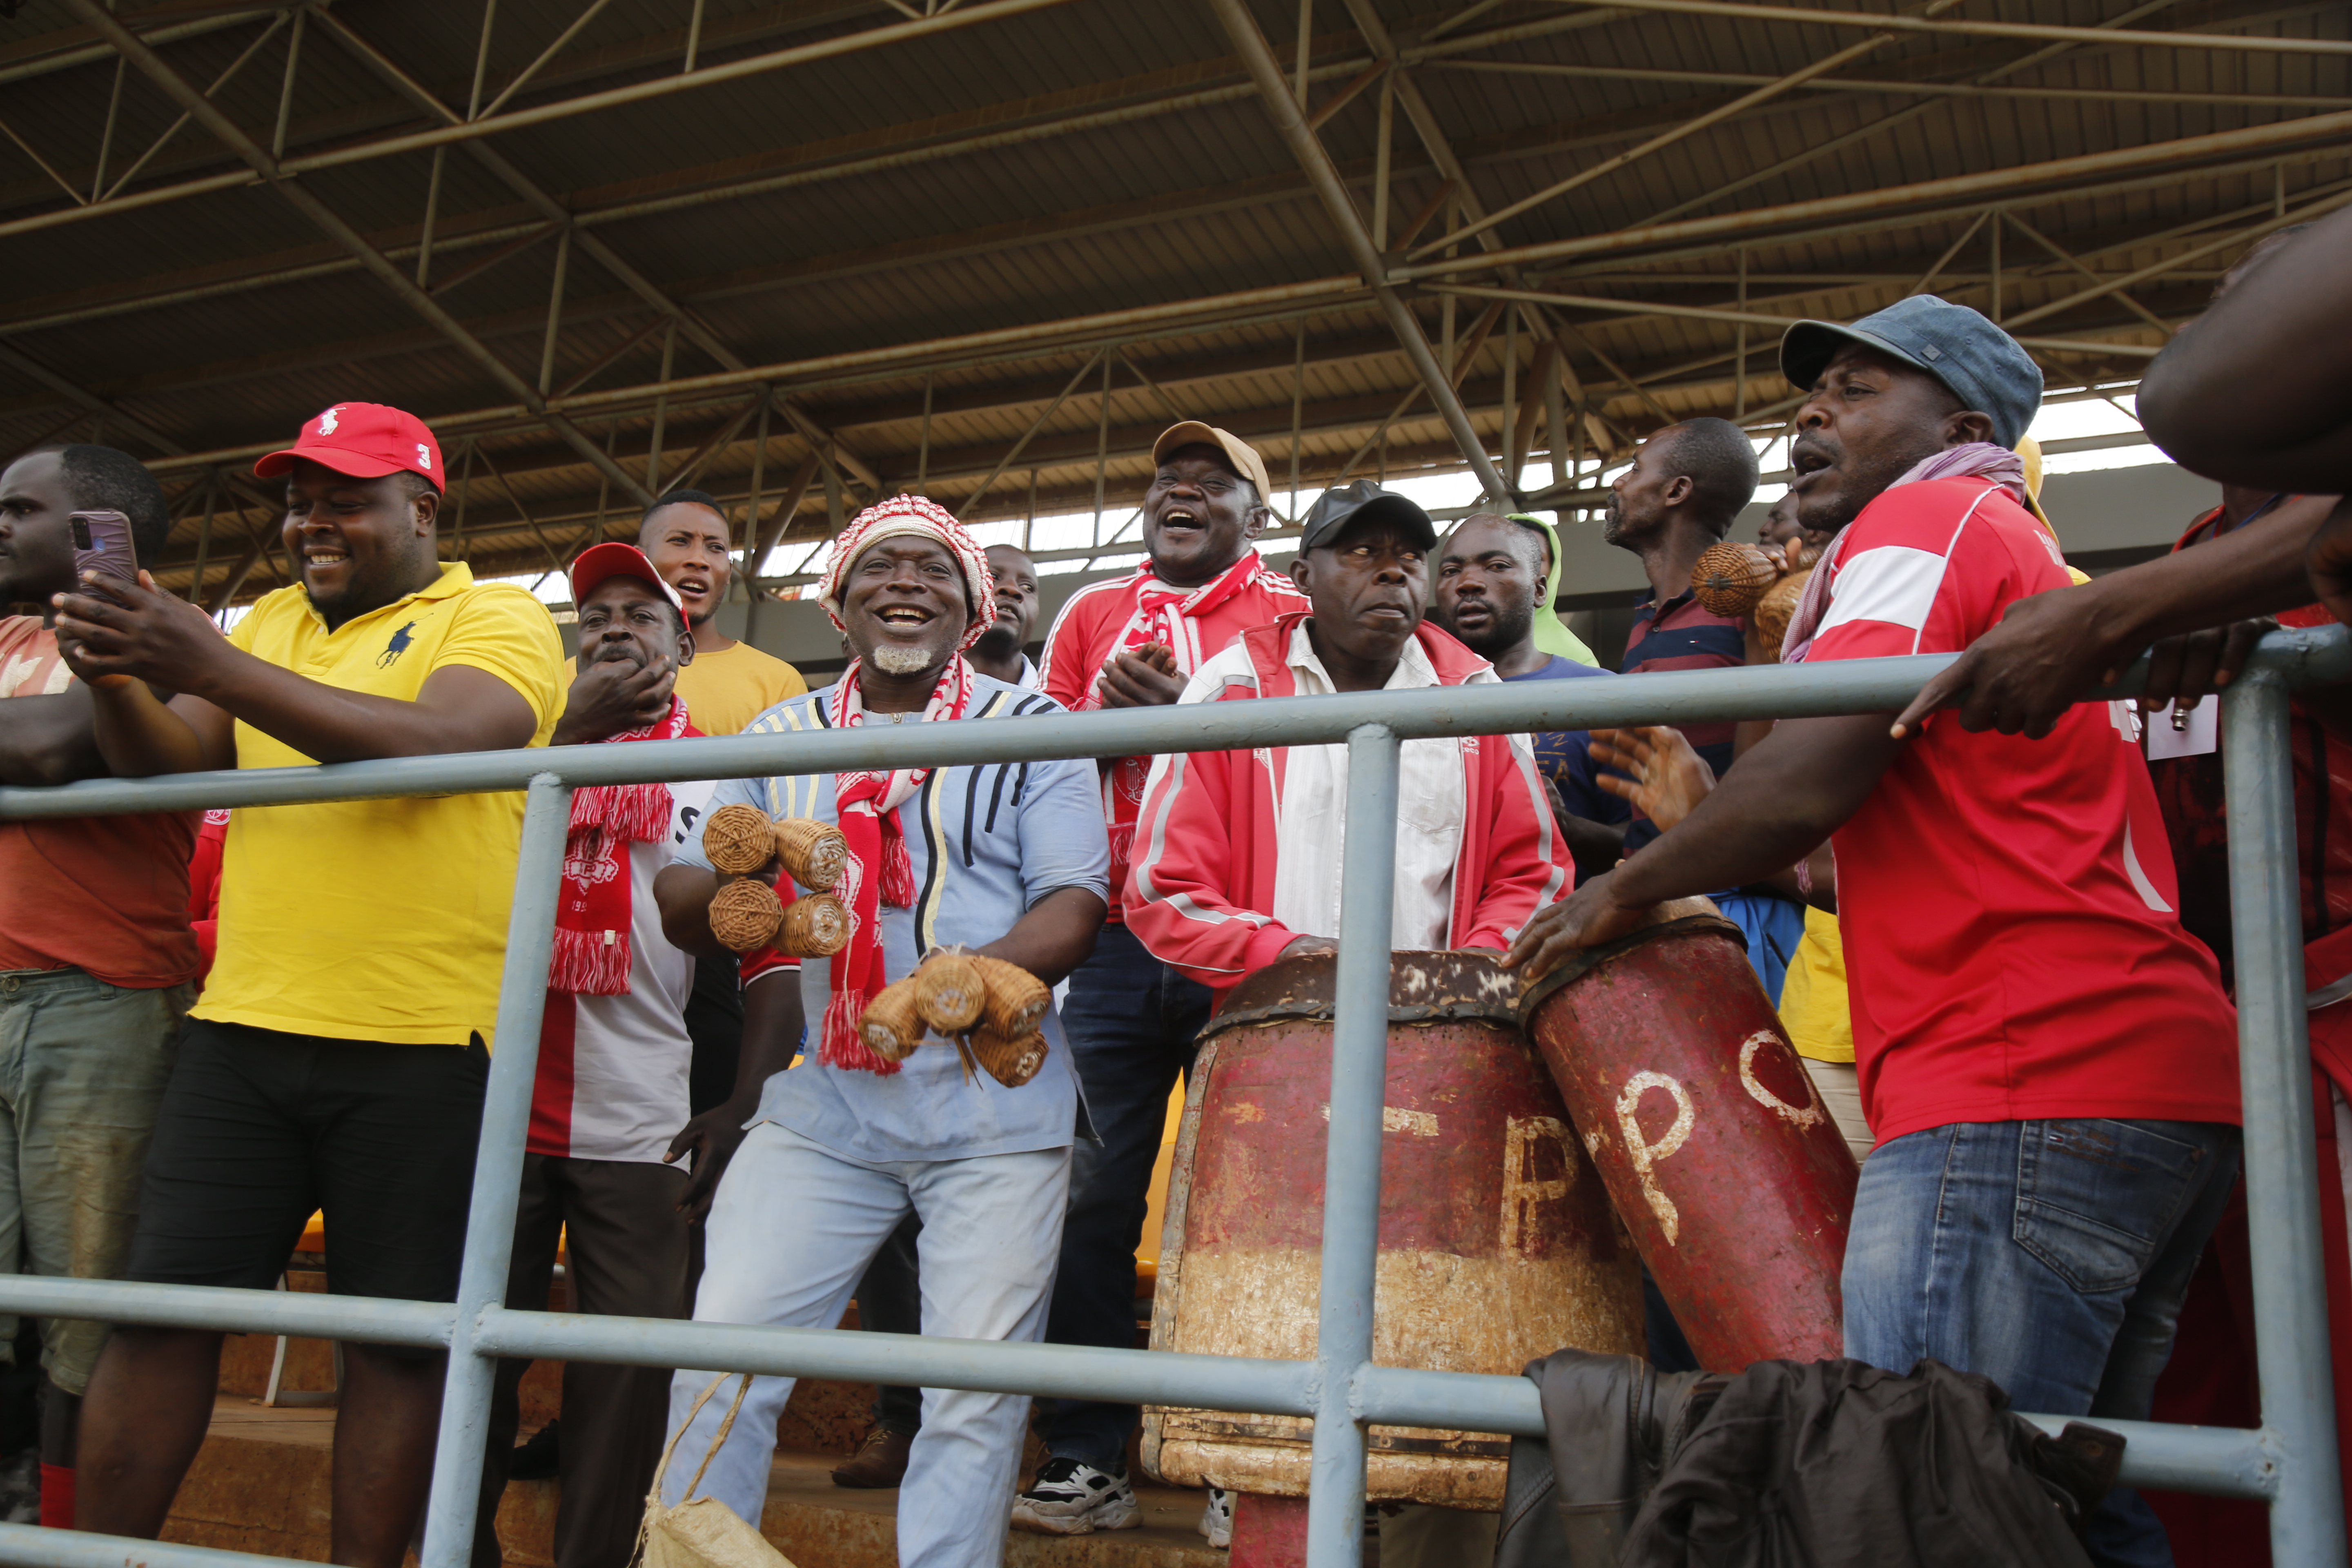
[1038,922,1214,1470]
[1844,1118,2241,1568]
[670,1124,1070,1568]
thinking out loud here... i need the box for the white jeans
[663,1123,1073,1568]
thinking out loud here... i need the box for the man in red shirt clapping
[1015,423,1307,1535]
[1508,296,2238,1568]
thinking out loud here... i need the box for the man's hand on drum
[1504,871,1647,980]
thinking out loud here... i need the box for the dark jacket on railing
[1492,1351,2122,1568]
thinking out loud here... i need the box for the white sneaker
[1010,1457,1144,1535]
[1199,1486,1234,1548]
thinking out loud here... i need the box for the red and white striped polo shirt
[1808,477,2240,1143]
[530,781,715,1163]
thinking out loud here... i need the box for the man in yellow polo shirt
[49,401,561,1568]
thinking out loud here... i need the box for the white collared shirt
[1265,624,1465,949]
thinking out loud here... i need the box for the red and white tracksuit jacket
[1123,610,1570,995]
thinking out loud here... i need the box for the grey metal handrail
[0,626,2343,1568]
[27,633,2351,820]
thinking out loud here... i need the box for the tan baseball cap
[1152,421,1273,501]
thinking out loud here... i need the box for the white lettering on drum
[1499,1116,1573,1256]
[1316,1103,1439,1136]
[1616,1072,1695,1245]
[1737,1031,1826,1131]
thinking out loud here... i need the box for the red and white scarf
[819,655,977,1073]
[1780,442,2028,664]
[1101,550,1289,682]
[1093,552,1295,845]
[550,697,697,995]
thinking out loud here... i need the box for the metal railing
[0,628,2348,1568]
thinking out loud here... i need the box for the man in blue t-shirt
[1432,513,1628,883]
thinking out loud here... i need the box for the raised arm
[1506,713,1898,977]
[56,576,543,764]
[2137,208,2352,494]
[1889,493,2339,739]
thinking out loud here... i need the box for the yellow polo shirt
[1777,906,1854,1065]
[192,564,564,1046]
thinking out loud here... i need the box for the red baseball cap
[255,402,445,489]
[570,542,683,612]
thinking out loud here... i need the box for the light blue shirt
[680,674,1109,1163]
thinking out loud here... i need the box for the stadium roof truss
[0,0,2345,606]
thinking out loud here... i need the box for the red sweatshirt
[1038,555,1309,918]
[1124,611,1570,995]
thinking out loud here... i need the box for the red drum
[1521,904,1859,1370]
[1145,951,1640,1509]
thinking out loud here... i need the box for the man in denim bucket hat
[1778,293,2042,450]
[1508,295,2240,1568]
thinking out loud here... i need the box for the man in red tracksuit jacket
[1126,481,1568,995]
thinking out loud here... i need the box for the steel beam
[1615,0,2205,232]
[1207,0,1512,502]
[1412,20,1918,259]
[2003,189,2352,328]
[59,0,659,511]
[251,0,1095,177]
[308,8,881,499]
[0,0,1093,243]
[5,41,2322,344]
[1401,104,2352,278]
[1424,55,2352,111]
[1559,0,2352,56]
[1425,281,2166,358]
[0,7,279,87]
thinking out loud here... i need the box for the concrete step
[165,1398,1221,1568]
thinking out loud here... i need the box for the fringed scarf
[818,655,976,1072]
[551,697,697,994]
[1104,550,1290,677]
[1094,550,1300,856]
[1781,443,2029,664]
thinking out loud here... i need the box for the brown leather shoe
[830,1426,913,1489]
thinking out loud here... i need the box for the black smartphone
[67,509,139,600]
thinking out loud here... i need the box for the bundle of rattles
[700,802,855,956]
[858,949,1052,1087]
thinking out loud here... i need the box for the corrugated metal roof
[0,0,2344,599]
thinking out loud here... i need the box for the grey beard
[868,644,937,677]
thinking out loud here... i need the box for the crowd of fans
[0,203,2348,1568]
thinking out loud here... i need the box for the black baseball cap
[1298,481,1438,552]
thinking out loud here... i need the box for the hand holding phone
[68,510,140,602]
